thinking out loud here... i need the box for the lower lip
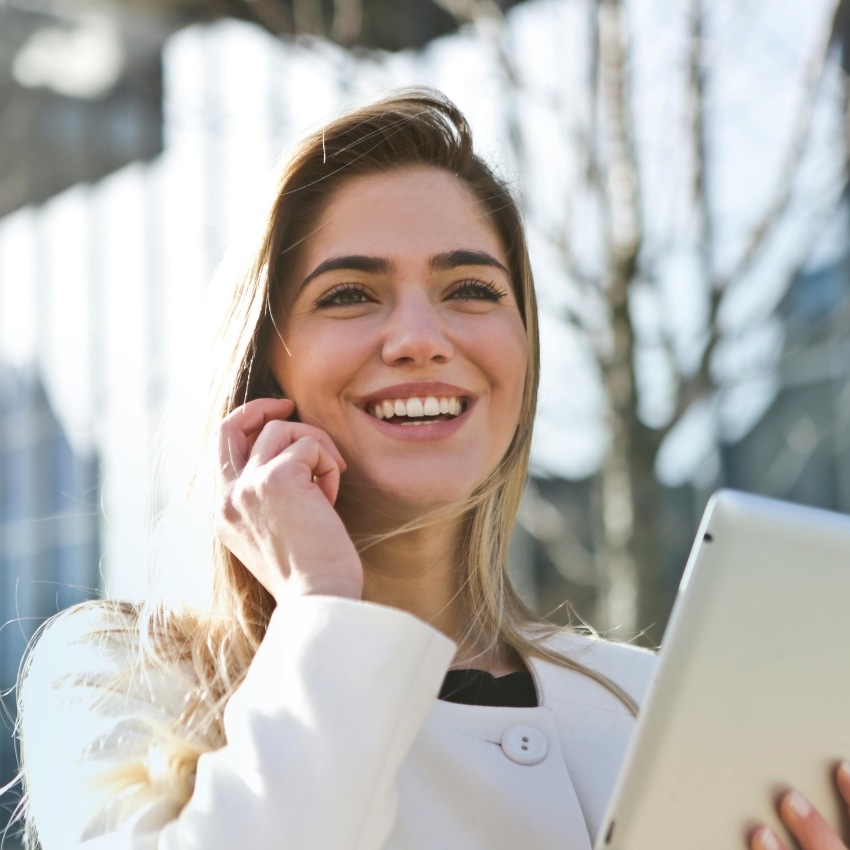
[358,402,474,440]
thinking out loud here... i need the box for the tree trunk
[594,411,637,636]
[629,420,667,647]
[595,388,667,646]
[595,0,662,643]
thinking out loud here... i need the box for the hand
[751,763,850,850]
[214,398,363,603]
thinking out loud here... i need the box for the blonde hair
[14,87,637,847]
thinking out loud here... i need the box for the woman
[15,89,850,850]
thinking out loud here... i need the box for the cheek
[270,322,364,414]
[493,318,528,392]
[474,317,528,441]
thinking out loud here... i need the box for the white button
[500,725,548,765]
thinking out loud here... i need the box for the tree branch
[717,0,844,292]
[598,0,641,268]
[660,0,716,436]
[663,0,846,439]
[597,0,642,425]
[689,0,712,278]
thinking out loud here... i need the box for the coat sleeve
[21,595,457,850]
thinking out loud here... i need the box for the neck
[357,513,465,640]
[337,494,524,676]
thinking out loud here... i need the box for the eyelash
[451,279,507,302]
[313,279,507,309]
[314,283,371,308]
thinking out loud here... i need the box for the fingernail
[839,761,850,780]
[757,827,780,850]
[787,791,811,819]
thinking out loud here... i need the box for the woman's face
[270,166,528,510]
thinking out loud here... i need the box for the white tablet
[595,489,850,850]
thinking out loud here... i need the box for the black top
[438,669,538,708]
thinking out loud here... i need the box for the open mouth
[365,395,469,426]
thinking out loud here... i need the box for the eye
[314,283,372,308]
[450,279,508,302]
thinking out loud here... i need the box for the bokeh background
[2,0,850,840]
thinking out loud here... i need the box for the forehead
[298,167,506,272]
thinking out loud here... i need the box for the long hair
[14,87,637,846]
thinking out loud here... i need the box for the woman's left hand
[751,763,850,850]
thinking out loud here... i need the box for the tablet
[595,489,850,850]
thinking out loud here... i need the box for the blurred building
[0,366,99,832]
[0,4,165,219]
[725,245,850,511]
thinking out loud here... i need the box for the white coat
[21,595,657,850]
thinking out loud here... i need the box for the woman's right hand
[214,398,363,603]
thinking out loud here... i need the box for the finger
[274,436,341,505]
[837,762,850,811]
[780,791,846,850]
[249,420,347,472]
[751,826,789,850]
[218,399,296,482]
[296,438,341,505]
[226,398,297,437]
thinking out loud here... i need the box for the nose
[381,291,454,366]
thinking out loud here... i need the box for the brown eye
[451,280,507,302]
[315,284,372,308]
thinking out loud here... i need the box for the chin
[346,467,481,514]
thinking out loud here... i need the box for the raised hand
[752,763,850,850]
[214,398,363,603]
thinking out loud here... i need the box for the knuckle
[256,463,292,498]
[213,495,238,534]
[287,439,321,464]
[253,474,275,501]
[263,420,288,438]
[264,462,295,491]
[221,405,243,426]
[233,479,257,508]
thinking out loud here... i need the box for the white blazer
[21,595,657,850]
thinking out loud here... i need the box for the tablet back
[595,489,850,850]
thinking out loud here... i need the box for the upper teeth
[371,396,464,420]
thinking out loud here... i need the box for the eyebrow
[429,249,508,276]
[298,248,509,293]
[299,255,395,291]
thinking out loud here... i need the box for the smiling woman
[14,88,658,850]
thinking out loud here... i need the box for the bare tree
[596,0,847,644]
[440,0,849,644]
